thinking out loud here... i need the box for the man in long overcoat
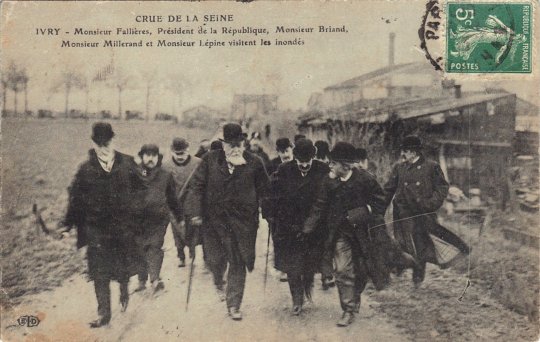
[185,123,269,321]
[383,135,450,285]
[269,139,329,315]
[162,138,201,268]
[61,122,139,328]
[132,144,176,293]
[304,142,407,327]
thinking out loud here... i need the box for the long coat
[184,150,269,271]
[131,163,175,239]
[64,149,140,281]
[383,155,449,265]
[304,168,398,290]
[268,160,329,274]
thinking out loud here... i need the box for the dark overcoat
[269,160,329,274]
[184,149,269,271]
[64,149,140,281]
[383,155,449,265]
[304,168,398,290]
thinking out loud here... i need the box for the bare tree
[1,73,8,116]
[51,70,85,118]
[6,62,24,116]
[141,69,157,121]
[20,68,29,115]
[108,68,132,120]
[167,74,191,121]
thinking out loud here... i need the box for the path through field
[1,218,407,342]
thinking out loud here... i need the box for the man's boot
[336,312,354,327]
[228,307,242,321]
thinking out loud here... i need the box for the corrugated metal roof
[304,92,514,125]
[324,62,427,91]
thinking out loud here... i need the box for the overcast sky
[2,1,538,114]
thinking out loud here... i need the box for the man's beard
[225,148,246,166]
[142,159,158,169]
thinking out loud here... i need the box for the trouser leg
[352,252,369,311]
[303,271,315,301]
[94,277,111,320]
[171,218,186,261]
[320,248,334,280]
[334,235,356,313]
[226,262,246,309]
[203,225,227,286]
[147,245,164,283]
[287,272,304,307]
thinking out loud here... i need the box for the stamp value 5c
[446,2,532,73]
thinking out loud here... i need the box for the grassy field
[1,118,215,307]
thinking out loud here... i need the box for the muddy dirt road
[2,219,407,342]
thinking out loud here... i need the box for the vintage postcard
[1,1,539,341]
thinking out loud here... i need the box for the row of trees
[2,60,192,121]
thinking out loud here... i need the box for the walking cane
[263,222,271,292]
[185,246,196,312]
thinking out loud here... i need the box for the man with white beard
[185,123,269,321]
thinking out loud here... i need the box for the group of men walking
[62,121,467,328]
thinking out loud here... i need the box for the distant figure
[267,137,294,176]
[314,140,330,164]
[210,140,223,151]
[133,144,176,293]
[294,134,306,143]
[248,132,271,167]
[162,138,201,268]
[61,122,139,328]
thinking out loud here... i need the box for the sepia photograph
[1,1,539,341]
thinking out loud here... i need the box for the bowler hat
[401,135,422,151]
[330,142,357,163]
[91,122,114,145]
[220,123,247,144]
[171,138,189,152]
[275,137,293,152]
[138,144,160,157]
[293,138,316,162]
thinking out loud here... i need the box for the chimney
[454,84,462,98]
[389,32,395,66]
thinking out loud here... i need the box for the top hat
[330,142,357,163]
[138,144,160,157]
[91,122,114,145]
[171,138,189,152]
[275,137,293,152]
[220,123,247,144]
[293,138,317,162]
[401,135,423,151]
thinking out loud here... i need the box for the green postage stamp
[446,2,532,73]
